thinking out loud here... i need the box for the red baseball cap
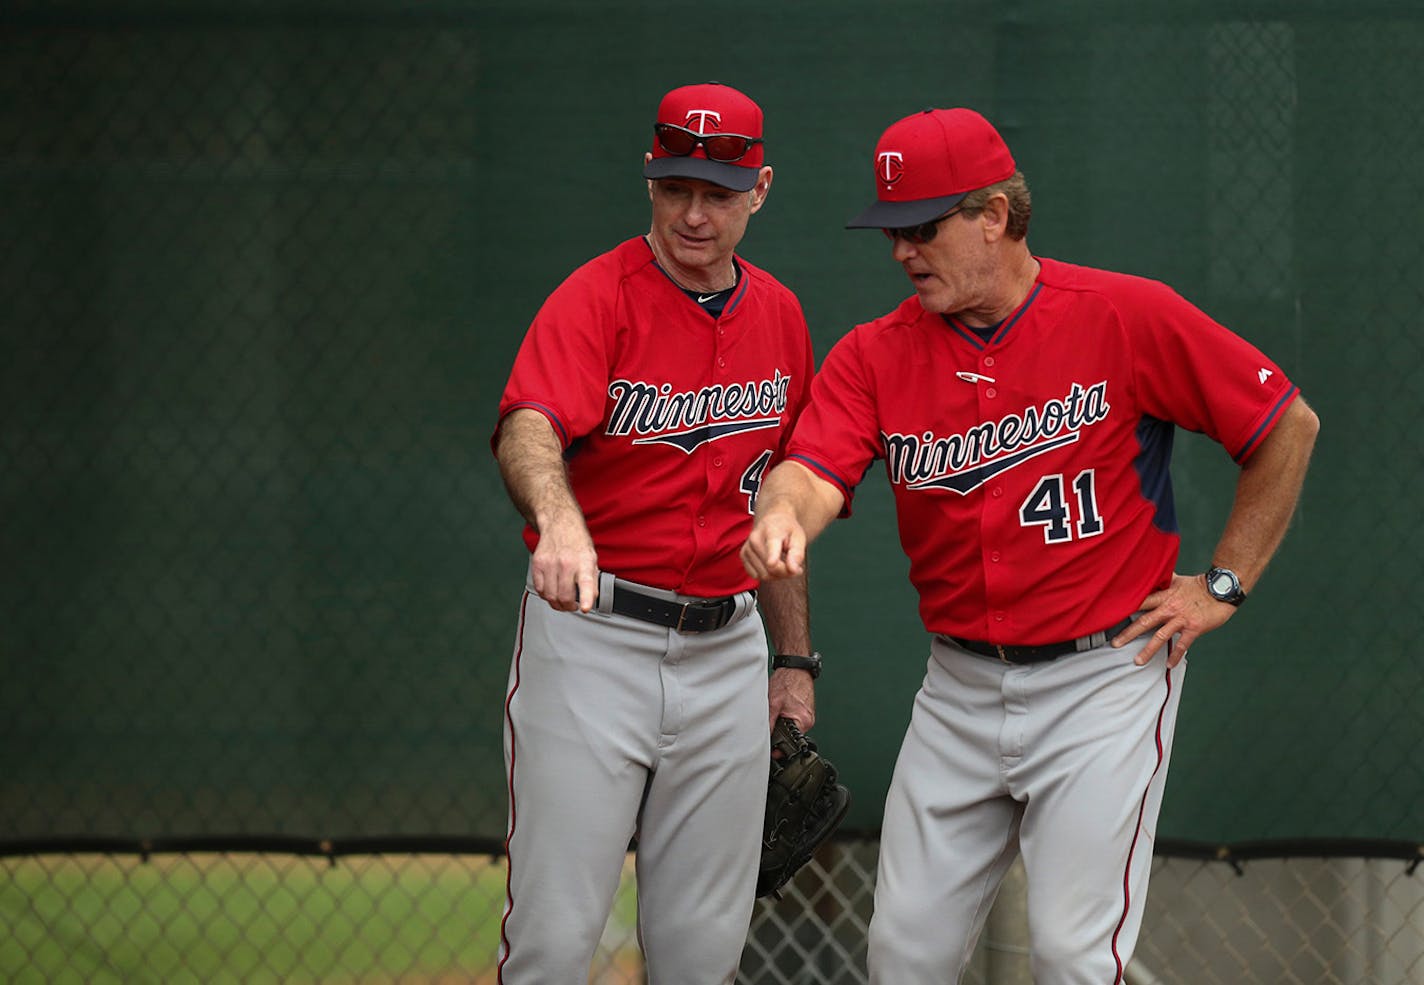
[846,108,1016,229]
[643,82,765,192]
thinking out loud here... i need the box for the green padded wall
[2,0,1419,844]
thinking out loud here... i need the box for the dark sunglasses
[882,205,967,245]
[654,123,763,163]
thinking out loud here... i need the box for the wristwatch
[1205,566,1248,607]
[772,652,822,679]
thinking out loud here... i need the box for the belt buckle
[675,602,704,634]
[676,597,733,634]
[995,643,1009,663]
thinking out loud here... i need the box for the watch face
[1210,571,1235,596]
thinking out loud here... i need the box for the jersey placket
[691,322,733,569]
[974,347,1018,643]
[967,286,1040,643]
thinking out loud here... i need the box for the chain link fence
[5,839,1422,983]
[3,2,1422,982]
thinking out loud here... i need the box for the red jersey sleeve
[785,325,886,515]
[1114,276,1300,463]
[493,252,620,450]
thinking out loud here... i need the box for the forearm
[757,460,844,544]
[759,570,817,732]
[495,409,584,532]
[1211,396,1320,591]
[495,408,599,611]
[1119,396,1319,667]
[742,460,846,581]
[758,573,811,655]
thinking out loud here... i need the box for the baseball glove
[757,717,851,899]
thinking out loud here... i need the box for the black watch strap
[772,652,822,679]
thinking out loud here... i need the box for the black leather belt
[610,584,739,634]
[944,617,1134,665]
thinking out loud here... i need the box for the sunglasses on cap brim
[881,205,968,245]
[654,123,763,164]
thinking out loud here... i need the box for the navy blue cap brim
[643,155,760,192]
[845,192,968,229]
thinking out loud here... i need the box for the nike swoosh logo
[698,293,723,303]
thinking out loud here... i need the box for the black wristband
[772,651,822,679]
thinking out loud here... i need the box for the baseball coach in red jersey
[741,107,1318,984]
[492,83,818,983]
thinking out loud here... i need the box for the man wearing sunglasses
[492,82,817,983]
[742,107,1318,983]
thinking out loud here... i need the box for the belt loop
[733,590,755,622]
[596,571,617,615]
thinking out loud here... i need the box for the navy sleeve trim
[1233,386,1299,463]
[503,401,570,447]
[788,453,854,499]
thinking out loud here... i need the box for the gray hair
[960,170,1031,241]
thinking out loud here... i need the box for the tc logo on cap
[685,109,722,134]
[877,150,904,188]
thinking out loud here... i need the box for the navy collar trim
[941,281,1043,350]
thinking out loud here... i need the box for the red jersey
[495,236,814,597]
[787,257,1300,642]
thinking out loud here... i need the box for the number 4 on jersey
[1020,470,1104,543]
[740,450,774,515]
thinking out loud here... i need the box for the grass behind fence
[0,853,644,984]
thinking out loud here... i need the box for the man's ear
[749,166,774,214]
[980,192,1010,242]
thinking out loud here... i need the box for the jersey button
[983,356,996,368]
[712,457,724,468]
[992,487,1004,499]
[718,357,726,368]
[985,387,997,398]
[993,611,1006,623]
[697,516,707,527]
[990,551,1001,562]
